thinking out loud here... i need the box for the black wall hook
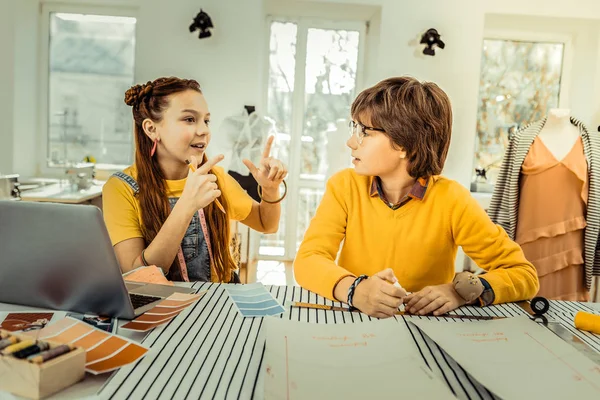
[189,9,214,39]
[420,28,445,56]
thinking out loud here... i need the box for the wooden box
[0,330,86,399]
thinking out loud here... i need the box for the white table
[1,284,599,399]
[20,181,103,205]
[98,284,600,400]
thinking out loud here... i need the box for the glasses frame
[349,120,385,145]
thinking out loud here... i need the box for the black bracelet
[141,249,149,266]
[347,274,369,311]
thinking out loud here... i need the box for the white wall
[12,0,38,178]
[484,14,600,129]
[486,0,600,20]
[375,0,485,188]
[3,0,267,175]
[2,0,599,272]
[486,0,600,130]
[267,0,485,188]
[3,0,600,185]
[0,0,15,175]
[362,10,381,88]
[133,0,266,169]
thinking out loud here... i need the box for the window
[472,38,565,186]
[260,18,364,261]
[44,11,136,168]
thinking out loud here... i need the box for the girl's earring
[150,139,158,157]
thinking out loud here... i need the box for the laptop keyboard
[129,293,162,309]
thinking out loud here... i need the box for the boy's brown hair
[351,76,453,178]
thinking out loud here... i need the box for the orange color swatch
[22,317,76,340]
[20,317,149,375]
[133,313,177,324]
[86,343,149,375]
[86,336,128,364]
[44,323,92,343]
[120,291,205,332]
[72,330,110,349]
[119,317,176,332]
[158,299,198,308]
[146,304,193,315]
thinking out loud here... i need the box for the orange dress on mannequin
[515,136,590,301]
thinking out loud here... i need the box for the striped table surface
[101,283,600,400]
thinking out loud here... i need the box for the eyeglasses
[349,120,385,145]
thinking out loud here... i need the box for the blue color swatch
[226,283,285,318]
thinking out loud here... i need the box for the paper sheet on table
[264,318,454,400]
[120,291,205,332]
[22,317,148,375]
[410,316,600,399]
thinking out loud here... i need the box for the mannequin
[489,113,600,295]
[537,109,580,160]
[221,107,272,202]
[507,111,589,300]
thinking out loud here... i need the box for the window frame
[470,29,574,187]
[482,29,573,110]
[258,16,366,262]
[38,3,138,176]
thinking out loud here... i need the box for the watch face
[481,289,494,306]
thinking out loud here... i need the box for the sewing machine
[0,174,21,200]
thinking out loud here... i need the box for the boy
[294,77,539,318]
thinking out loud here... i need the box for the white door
[259,18,365,270]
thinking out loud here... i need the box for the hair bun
[124,81,154,107]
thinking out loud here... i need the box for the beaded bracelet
[347,274,369,311]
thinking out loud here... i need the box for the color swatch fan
[226,283,285,317]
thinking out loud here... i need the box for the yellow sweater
[294,169,539,304]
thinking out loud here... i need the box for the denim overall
[113,172,211,282]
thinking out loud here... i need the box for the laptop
[0,200,196,319]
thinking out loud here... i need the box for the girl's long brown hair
[124,77,236,282]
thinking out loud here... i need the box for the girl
[294,77,539,318]
[103,77,287,282]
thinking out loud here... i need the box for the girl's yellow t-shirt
[102,165,254,246]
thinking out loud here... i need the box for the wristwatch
[452,271,484,303]
[478,277,495,306]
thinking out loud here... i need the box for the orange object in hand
[124,266,173,286]
[186,161,226,214]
